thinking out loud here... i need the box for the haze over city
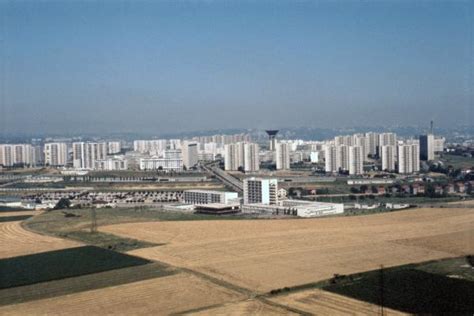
[1,0,472,135]
[1,1,474,315]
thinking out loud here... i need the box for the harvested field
[188,299,297,315]
[0,211,38,217]
[0,273,245,315]
[0,221,79,259]
[270,289,406,315]
[102,207,474,292]
[0,263,174,306]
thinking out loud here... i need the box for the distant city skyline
[1,0,473,135]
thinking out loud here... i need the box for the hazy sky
[1,0,473,135]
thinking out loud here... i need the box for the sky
[0,0,473,135]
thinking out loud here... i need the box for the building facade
[183,190,238,205]
[44,143,68,166]
[243,177,278,205]
[276,142,291,170]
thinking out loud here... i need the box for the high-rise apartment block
[0,144,35,167]
[419,134,435,161]
[243,177,278,205]
[397,142,420,174]
[243,143,260,172]
[276,142,291,170]
[381,145,396,171]
[72,142,107,169]
[225,142,260,172]
[107,141,122,154]
[348,146,364,175]
[44,143,68,166]
[182,141,198,169]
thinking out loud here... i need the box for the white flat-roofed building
[379,132,397,147]
[241,200,344,217]
[365,132,379,157]
[133,139,168,155]
[397,142,420,174]
[276,142,290,170]
[243,177,278,205]
[139,157,183,171]
[324,145,338,173]
[164,149,182,159]
[72,142,108,169]
[381,145,396,172]
[44,142,68,166]
[348,146,364,175]
[0,144,35,167]
[182,141,198,169]
[107,141,122,154]
[420,134,435,161]
[183,190,238,205]
[434,137,445,153]
[224,142,245,171]
[244,143,260,172]
[94,157,128,171]
[310,151,320,163]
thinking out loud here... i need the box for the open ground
[0,207,473,314]
[102,207,474,293]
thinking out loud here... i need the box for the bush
[53,198,71,210]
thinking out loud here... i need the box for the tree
[54,198,71,210]
[360,185,368,193]
[350,187,360,194]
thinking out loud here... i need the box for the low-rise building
[139,157,183,171]
[241,199,344,218]
[183,190,238,205]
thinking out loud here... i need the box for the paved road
[201,162,243,193]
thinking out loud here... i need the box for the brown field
[0,210,39,217]
[447,199,474,207]
[188,299,298,315]
[0,221,80,259]
[0,273,245,316]
[269,289,407,315]
[102,207,474,292]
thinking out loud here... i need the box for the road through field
[102,207,474,292]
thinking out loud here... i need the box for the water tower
[265,130,279,151]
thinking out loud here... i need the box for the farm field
[0,246,150,289]
[0,220,80,259]
[0,211,38,218]
[188,299,298,315]
[0,273,245,315]
[269,289,406,315]
[0,262,174,306]
[102,207,474,292]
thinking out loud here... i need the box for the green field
[0,262,175,306]
[323,258,474,314]
[0,215,33,222]
[440,154,474,169]
[0,246,151,289]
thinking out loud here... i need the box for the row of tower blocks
[224,131,439,175]
[224,142,291,172]
[324,133,422,174]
